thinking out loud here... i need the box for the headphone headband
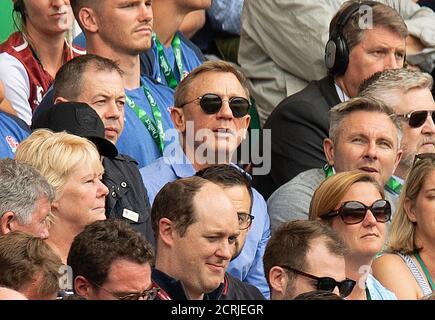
[325,1,377,75]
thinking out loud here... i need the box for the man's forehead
[340,111,397,135]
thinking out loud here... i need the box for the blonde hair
[15,129,103,198]
[309,171,384,222]
[387,158,435,254]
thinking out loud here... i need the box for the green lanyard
[385,176,403,196]
[365,287,372,300]
[323,164,403,196]
[153,33,183,89]
[322,163,334,178]
[125,85,165,153]
[415,251,435,291]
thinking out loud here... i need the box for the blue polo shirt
[150,32,204,86]
[140,147,271,299]
[0,111,30,159]
[115,76,176,168]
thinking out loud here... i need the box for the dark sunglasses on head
[280,265,356,298]
[178,93,251,118]
[321,199,391,225]
[397,110,435,128]
[412,152,435,167]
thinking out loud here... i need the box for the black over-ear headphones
[13,0,25,18]
[325,1,376,76]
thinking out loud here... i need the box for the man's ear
[323,138,335,166]
[268,266,289,298]
[158,218,176,247]
[54,97,68,104]
[0,211,15,235]
[74,276,93,299]
[170,107,186,133]
[78,7,99,33]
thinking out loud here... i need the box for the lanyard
[322,163,334,178]
[125,85,165,153]
[365,287,372,300]
[385,176,403,196]
[153,33,184,89]
[415,251,435,291]
[323,165,403,196]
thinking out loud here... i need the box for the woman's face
[405,169,435,246]
[22,0,73,34]
[329,182,387,260]
[52,161,108,231]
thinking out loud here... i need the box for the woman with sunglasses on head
[372,154,435,299]
[0,0,84,125]
[309,171,396,300]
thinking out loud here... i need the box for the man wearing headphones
[253,1,409,200]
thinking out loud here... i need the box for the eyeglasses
[412,152,435,167]
[178,93,251,118]
[238,212,254,230]
[321,199,391,225]
[279,265,356,298]
[397,110,435,128]
[90,280,159,300]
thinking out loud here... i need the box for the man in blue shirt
[46,0,175,168]
[140,60,271,298]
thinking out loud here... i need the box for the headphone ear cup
[333,35,349,75]
[325,35,349,76]
[13,0,25,16]
[325,37,338,72]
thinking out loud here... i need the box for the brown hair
[0,232,62,297]
[263,220,347,291]
[329,1,407,53]
[67,219,154,286]
[151,176,209,237]
[174,60,250,107]
[309,171,384,222]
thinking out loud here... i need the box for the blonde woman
[372,154,435,299]
[309,171,396,300]
[15,129,108,263]
[0,0,84,124]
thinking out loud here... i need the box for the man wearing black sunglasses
[268,97,402,229]
[359,68,435,186]
[140,60,271,298]
[264,220,353,299]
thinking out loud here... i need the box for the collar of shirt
[334,83,350,102]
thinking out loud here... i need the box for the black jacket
[103,154,154,247]
[253,76,340,200]
[152,269,265,300]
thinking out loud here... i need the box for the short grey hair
[329,97,402,147]
[358,69,433,105]
[0,158,55,225]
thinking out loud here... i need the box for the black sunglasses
[178,93,251,118]
[321,199,391,225]
[397,110,435,128]
[412,152,435,167]
[280,265,356,298]
[238,212,254,230]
